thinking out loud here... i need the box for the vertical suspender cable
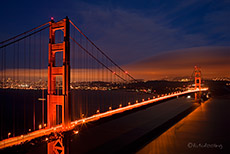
[13,43,15,137]
[39,31,41,126]
[72,27,75,120]
[80,34,82,118]
[42,30,45,126]
[0,47,2,139]
[23,38,26,133]
[29,36,31,130]
[33,34,36,131]
[16,41,19,134]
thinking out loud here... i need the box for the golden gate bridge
[0,17,207,153]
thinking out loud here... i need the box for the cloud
[124,46,230,80]
[68,2,220,65]
[203,8,230,44]
[2,0,230,82]
[62,1,230,80]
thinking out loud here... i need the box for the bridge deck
[64,94,199,153]
[0,88,208,150]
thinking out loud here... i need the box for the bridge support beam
[47,17,70,128]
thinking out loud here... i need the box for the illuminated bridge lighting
[0,88,208,149]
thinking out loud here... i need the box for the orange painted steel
[48,138,65,154]
[47,17,71,128]
[194,66,201,90]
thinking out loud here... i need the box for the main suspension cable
[69,20,136,82]
[0,22,49,45]
[0,25,50,49]
[70,36,127,82]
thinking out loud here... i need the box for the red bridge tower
[47,17,70,128]
[194,66,201,90]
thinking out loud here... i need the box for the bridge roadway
[0,88,208,150]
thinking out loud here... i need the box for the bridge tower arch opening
[47,17,70,128]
